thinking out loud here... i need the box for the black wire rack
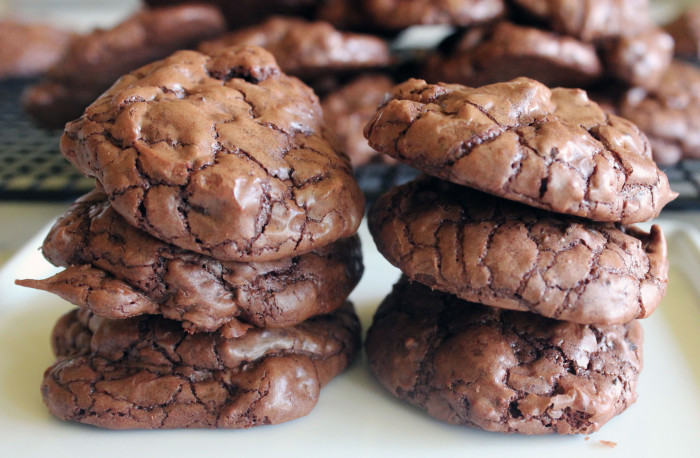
[2,80,699,209]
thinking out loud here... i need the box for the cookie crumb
[584,436,590,441]
[599,440,617,448]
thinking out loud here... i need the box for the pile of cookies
[17,45,366,429]
[363,77,676,434]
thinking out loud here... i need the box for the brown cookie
[144,0,322,29]
[664,5,700,59]
[423,22,603,89]
[198,17,391,83]
[322,74,395,167]
[16,190,363,336]
[365,278,643,435]
[620,60,700,166]
[0,21,74,80]
[362,0,505,31]
[511,0,652,42]
[364,78,676,223]
[43,304,360,429]
[22,5,226,128]
[60,46,364,262]
[600,27,674,90]
[369,177,668,325]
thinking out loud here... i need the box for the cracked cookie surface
[198,17,391,82]
[365,278,643,434]
[60,46,364,262]
[21,4,226,128]
[16,190,363,336]
[369,177,668,325]
[364,78,676,223]
[44,304,360,429]
[423,22,602,89]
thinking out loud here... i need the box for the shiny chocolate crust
[365,278,643,434]
[198,17,391,81]
[322,74,396,167]
[369,177,668,325]
[423,22,603,89]
[21,5,226,128]
[620,60,700,166]
[60,46,364,262]
[16,190,363,336]
[44,304,360,429]
[0,21,74,80]
[364,78,676,223]
[511,0,652,42]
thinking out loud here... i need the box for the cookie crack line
[365,78,677,224]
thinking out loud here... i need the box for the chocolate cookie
[16,190,363,336]
[43,305,360,429]
[0,21,73,80]
[362,0,505,31]
[369,177,668,325]
[511,0,652,42]
[423,22,603,88]
[620,60,700,166]
[144,0,322,29]
[664,5,700,59]
[22,5,226,128]
[322,74,395,167]
[365,278,643,435]
[60,46,364,262]
[364,78,676,223]
[198,17,391,82]
[600,27,674,90]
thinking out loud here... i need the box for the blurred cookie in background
[22,4,226,128]
[0,20,74,80]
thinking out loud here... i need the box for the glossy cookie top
[61,46,364,262]
[364,77,676,223]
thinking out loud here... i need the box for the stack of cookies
[17,45,366,429]
[363,77,677,434]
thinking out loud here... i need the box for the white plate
[0,219,698,458]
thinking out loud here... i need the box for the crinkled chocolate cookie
[365,278,643,434]
[198,17,391,82]
[43,304,360,429]
[361,0,505,31]
[322,74,395,167]
[620,60,700,166]
[423,22,603,88]
[0,20,74,80]
[601,27,674,90]
[664,5,700,59]
[21,5,226,128]
[369,177,668,325]
[16,191,363,336]
[511,0,652,42]
[364,78,676,223]
[60,46,364,262]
